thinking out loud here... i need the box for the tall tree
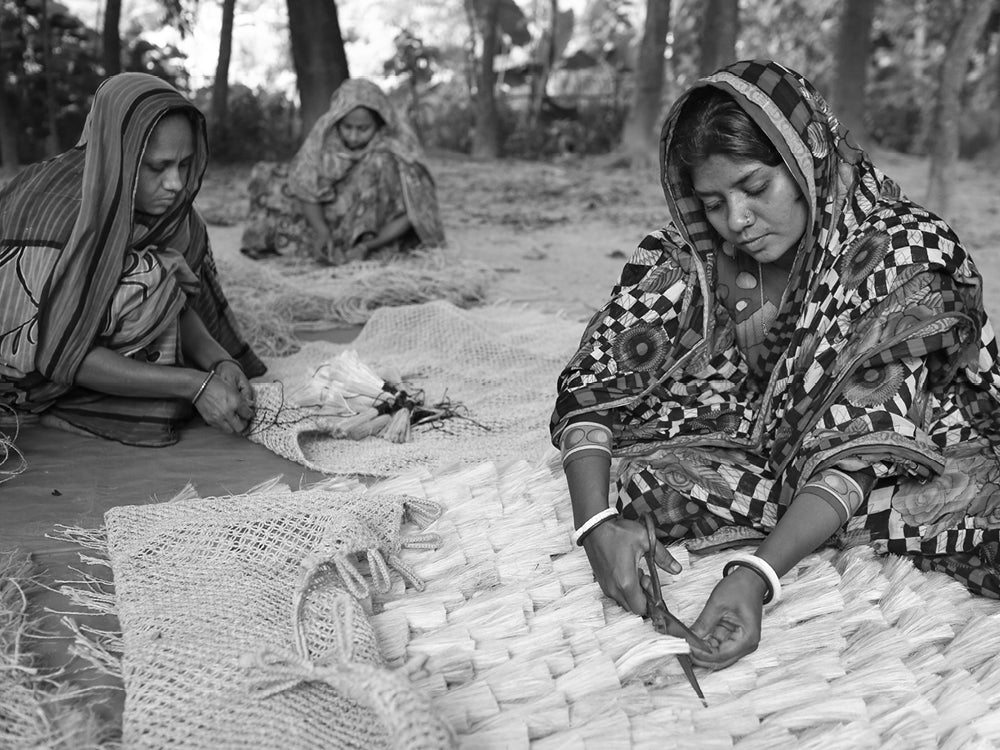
[618,0,670,169]
[925,0,995,218]
[467,0,502,158]
[286,0,349,138]
[103,0,122,76]
[698,0,738,76]
[210,0,236,144]
[832,0,877,145]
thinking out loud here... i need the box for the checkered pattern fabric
[550,60,1000,597]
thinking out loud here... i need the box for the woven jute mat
[56,479,453,749]
[55,454,1000,748]
[370,451,1000,749]
[248,300,583,478]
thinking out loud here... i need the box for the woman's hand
[213,360,255,416]
[582,517,682,615]
[344,239,371,263]
[689,566,765,669]
[193,371,253,434]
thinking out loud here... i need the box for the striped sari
[551,60,1000,596]
[0,73,263,446]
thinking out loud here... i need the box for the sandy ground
[198,147,1000,324]
[1,147,998,731]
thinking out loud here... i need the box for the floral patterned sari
[240,78,444,262]
[550,60,1000,596]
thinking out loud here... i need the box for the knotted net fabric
[103,482,453,749]
[248,300,583,476]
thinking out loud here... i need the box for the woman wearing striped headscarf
[0,73,264,446]
[551,60,1000,668]
[239,77,444,264]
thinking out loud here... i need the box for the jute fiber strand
[366,451,1000,749]
[0,550,112,748]
[248,300,584,477]
[216,249,496,357]
[70,481,453,749]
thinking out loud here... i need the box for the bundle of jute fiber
[216,248,496,357]
[364,451,1000,749]
[0,549,112,748]
[55,480,454,749]
[248,299,583,477]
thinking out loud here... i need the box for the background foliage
[5,0,1000,163]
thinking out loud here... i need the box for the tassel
[381,406,412,443]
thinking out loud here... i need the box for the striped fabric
[0,73,263,445]
[551,60,1000,596]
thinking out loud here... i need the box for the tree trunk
[619,0,671,170]
[925,0,995,218]
[40,0,59,156]
[0,22,18,168]
[469,0,501,158]
[528,0,558,128]
[102,0,122,76]
[698,0,738,77]
[832,0,877,146]
[210,0,236,146]
[286,0,350,140]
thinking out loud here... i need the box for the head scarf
[288,78,425,204]
[552,59,1000,499]
[0,73,261,407]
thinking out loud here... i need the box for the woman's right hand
[193,374,252,434]
[582,517,682,615]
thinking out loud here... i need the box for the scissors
[643,513,709,707]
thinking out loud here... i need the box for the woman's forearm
[75,347,203,400]
[300,200,329,239]
[565,453,614,527]
[180,307,231,370]
[753,488,845,578]
[366,214,413,251]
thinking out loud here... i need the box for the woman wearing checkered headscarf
[551,60,1000,668]
[0,73,264,446]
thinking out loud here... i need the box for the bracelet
[210,357,243,373]
[191,369,216,406]
[722,553,782,605]
[571,508,618,547]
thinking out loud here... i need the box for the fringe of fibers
[0,403,28,486]
[0,549,118,749]
[220,249,496,357]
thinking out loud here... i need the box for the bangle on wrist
[191,368,216,406]
[571,507,618,547]
[722,553,782,605]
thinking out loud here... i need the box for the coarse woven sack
[101,482,453,749]
[249,300,583,477]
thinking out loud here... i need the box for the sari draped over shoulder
[240,78,444,261]
[551,60,1000,596]
[0,73,263,446]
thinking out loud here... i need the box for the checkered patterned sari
[551,60,1000,596]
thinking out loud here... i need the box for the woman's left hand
[689,567,765,669]
[212,359,255,425]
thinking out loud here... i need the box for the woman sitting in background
[552,59,1000,670]
[0,73,263,447]
[240,77,445,265]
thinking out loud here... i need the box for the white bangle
[723,553,782,605]
[571,508,618,547]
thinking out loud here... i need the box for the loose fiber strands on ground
[217,249,496,357]
[56,481,453,749]
[0,550,111,749]
[249,300,584,478]
[371,452,1000,749]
